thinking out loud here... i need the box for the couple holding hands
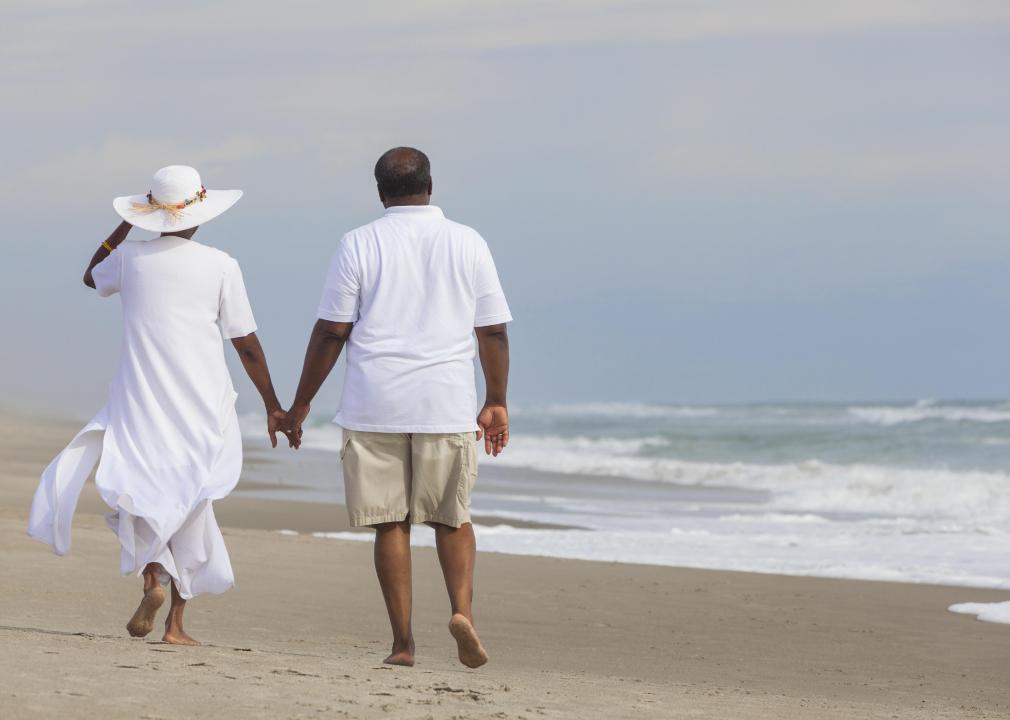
[28,147,511,669]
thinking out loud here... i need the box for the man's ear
[377,183,386,205]
[427,178,433,196]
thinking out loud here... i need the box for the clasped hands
[265,402,509,456]
[265,403,309,450]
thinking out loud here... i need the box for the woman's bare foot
[162,625,201,646]
[384,639,416,666]
[449,613,488,668]
[161,580,200,645]
[126,585,165,638]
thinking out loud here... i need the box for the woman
[28,165,289,645]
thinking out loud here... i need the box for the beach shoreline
[4,412,1010,718]
[233,405,1010,590]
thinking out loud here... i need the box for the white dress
[28,236,257,599]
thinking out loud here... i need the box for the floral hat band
[130,185,208,219]
[113,165,242,233]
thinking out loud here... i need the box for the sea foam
[489,434,1010,526]
[848,400,1010,425]
[949,602,1010,624]
[237,403,1010,588]
[530,402,719,419]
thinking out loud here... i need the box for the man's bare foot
[449,613,488,668]
[384,640,415,667]
[126,586,165,638]
[162,627,201,646]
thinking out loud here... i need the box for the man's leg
[433,522,476,620]
[434,522,488,668]
[374,520,415,666]
[163,580,200,645]
[343,430,413,664]
[126,562,166,638]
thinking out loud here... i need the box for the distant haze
[3,1,1009,420]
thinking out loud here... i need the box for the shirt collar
[384,204,444,218]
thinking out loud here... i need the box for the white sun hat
[112,165,242,233]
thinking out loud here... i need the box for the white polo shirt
[317,205,512,433]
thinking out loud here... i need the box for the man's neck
[383,194,430,208]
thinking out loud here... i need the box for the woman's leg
[163,581,200,645]
[126,562,166,637]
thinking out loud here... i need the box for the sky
[2,0,1010,419]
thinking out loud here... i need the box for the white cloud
[4,1,1010,62]
[645,141,1010,194]
[10,134,272,200]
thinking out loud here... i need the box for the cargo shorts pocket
[455,435,478,506]
[340,431,352,461]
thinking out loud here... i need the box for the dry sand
[2,413,1009,719]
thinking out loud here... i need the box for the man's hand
[476,403,509,456]
[282,402,310,450]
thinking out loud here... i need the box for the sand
[2,413,1010,719]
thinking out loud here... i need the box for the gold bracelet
[102,241,114,252]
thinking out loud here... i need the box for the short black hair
[374,147,431,199]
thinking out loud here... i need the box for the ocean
[239,400,1010,589]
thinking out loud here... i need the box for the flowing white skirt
[28,406,239,599]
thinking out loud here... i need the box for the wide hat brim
[112,189,243,233]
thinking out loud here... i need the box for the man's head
[374,147,432,207]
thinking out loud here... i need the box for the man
[284,147,511,669]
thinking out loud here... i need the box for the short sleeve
[474,237,512,327]
[219,258,257,339]
[317,238,361,323]
[92,248,123,298]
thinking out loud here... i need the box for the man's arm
[283,319,354,448]
[475,323,510,456]
[230,332,287,447]
[83,221,132,288]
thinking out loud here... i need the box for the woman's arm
[83,221,132,288]
[230,332,288,447]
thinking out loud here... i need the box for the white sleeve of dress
[317,237,361,323]
[91,247,123,298]
[219,258,258,339]
[474,236,512,327]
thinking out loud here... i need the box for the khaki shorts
[340,430,478,528]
